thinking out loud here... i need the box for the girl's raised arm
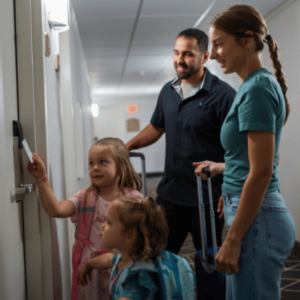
[28,153,76,218]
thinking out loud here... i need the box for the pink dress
[69,188,141,300]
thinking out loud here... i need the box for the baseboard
[291,240,300,259]
[137,172,164,178]
[146,172,164,177]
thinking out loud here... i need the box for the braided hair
[210,4,290,123]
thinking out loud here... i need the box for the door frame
[15,0,54,298]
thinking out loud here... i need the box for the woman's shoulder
[243,69,281,96]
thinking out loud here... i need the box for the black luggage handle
[129,152,147,197]
[197,167,218,275]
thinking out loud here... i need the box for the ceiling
[71,0,287,103]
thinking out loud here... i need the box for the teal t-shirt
[220,68,286,194]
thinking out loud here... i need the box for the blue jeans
[223,190,295,300]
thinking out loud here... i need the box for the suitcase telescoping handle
[129,152,147,197]
[197,167,218,275]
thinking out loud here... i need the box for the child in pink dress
[27,138,142,300]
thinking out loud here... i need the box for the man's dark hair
[177,28,208,53]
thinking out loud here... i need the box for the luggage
[129,152,147,196]
[194,168,226,300]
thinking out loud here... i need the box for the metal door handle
[16,184,35,195]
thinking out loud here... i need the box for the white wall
[93,97,166,174]
[261,0,300,241]
[41,1,93,299]
[69,5,94,190]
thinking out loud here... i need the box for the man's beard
[175,62,202,80]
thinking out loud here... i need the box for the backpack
[155,250,195,300]
[71,188,100,300]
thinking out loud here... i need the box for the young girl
[27,138,142,300]
[194,5,295,300]
[77,196,169,300]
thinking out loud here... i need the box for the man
[126,28,236,254]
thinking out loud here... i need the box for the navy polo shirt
[151,69,236,206]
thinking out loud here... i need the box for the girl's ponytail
[138,198,168,260]
[267,37,290,123]
[115,196,168,261]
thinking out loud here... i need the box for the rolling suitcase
[129,152,147,196]
[194,168,226,300]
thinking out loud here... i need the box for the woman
[194,5,295,300]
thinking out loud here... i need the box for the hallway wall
[260,0,300,242]
[42,2,93,299]
[94,97,166,174]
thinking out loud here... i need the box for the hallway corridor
[147,176,300,300]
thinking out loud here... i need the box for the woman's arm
[28,154,76,218]
[215,131,274,274]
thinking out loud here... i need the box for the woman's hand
[193,161,225,180]
[27,153,47,180]
[215,237,241,275]
[77,264,93,286]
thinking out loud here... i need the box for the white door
[0,0,26,299]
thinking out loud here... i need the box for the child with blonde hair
[78,196,195,300]
[27,138,142,300]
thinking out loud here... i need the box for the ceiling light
[47,0,70,32]
[91,103,99,117]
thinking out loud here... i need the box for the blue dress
[111,254,158,300]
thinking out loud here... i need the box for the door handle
[16,184,35,195]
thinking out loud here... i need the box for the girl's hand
[215,237,241,275]
[193,161,223,180]
[77,264,93,286]
[27,153,47,180]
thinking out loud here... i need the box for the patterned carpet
[146,176,300,300]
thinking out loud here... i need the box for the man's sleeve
[217,89,236,127]
[150,91,165,128]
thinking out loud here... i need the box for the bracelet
[35,174,49,184]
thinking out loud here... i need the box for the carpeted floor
[146,176,300,300]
